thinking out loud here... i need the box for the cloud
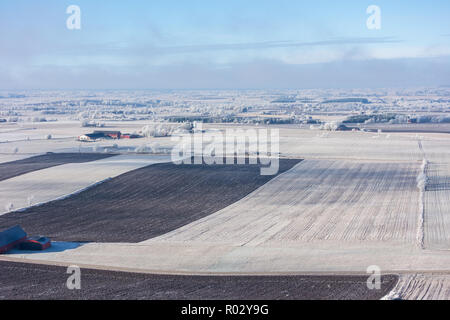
[1,55,449,90]
[0,33,401,63]
[144,36,401,54]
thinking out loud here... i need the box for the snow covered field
[0,153,33,164]
[386,274,450,300]
[2,121,450,162]
[424,162,450,250]
[0,121,176,156]
[154,159,420,245]
[0,154,171,215]
[279,129,423,161]
[1,121,450,299]
[4,155,450,284]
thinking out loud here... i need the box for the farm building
[78,131,141,141]
[336,124,352,131]
[78,132,106,142]
[93,130,122,139]
[121,133,142,139]
[0,225,27,253]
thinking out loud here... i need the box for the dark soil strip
[0,159,301,242]
[0,260,397,300]
[0,153,116,182]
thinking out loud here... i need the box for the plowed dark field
[0,260,397,300]
[0,158,301,242]
[0,153,115,182]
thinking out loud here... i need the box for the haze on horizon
[0,0,449,90]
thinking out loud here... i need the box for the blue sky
[0,0,449,89]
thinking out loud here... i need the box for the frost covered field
[156,159,420,245]
[0,0,449,300]
[1,113,450,299]
[3,128,450,292]
[0,154,171,215]
[386,274,450,300]
[0,121,176,156]
[424,162,450,249]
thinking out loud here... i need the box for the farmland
[0,89,450,300]
[0,159,300,242]
[1,0,450,303]
[1,125,450,299]
[0,152,115,182]
[387,274,450,300]
[0,154,171,215]
[4,156,449,276]
[0,260,397,300]
[424,162,450,249]
[156,159,420,245]
[1,127,450,300]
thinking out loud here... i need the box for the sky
[0,0,449,89]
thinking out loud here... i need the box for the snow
[0,154,171,215]
[384,274,450,300]
[1,89,450,299]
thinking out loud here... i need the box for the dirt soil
[0,260,397,300]
[0,153,115,182]
[0,158,301,242]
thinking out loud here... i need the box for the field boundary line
[1,256,450,276]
